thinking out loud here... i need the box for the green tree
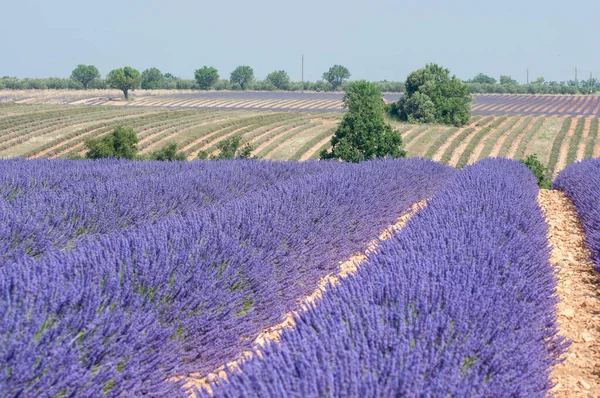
[320,80,404,162]
[393,64,471,127]
[197,136,254,160]
[70,65,100,89]
[230,66,254,90]
[500,75,518,85]
[141,67,164,89]
[106,67,142,99]
[85,126,139,159]
[469,73,497,85]
[194,66,220,90]
[521,154,551,189]
[265,70,291,90]
[322,65,351,91]
[150,142,186,161]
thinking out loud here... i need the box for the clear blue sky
[2,0,598,83]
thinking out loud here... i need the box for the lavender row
[0,159,338,264]
[0,158,454,397]
[553,158,600,270]
[204,158,564,397]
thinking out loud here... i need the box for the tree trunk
[123,89,129,99]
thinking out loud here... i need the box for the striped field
[3,90,600,116]
[1,103,599,176]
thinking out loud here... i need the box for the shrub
[85,126,139,160]
[520,154,551,189]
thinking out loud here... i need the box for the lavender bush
[0,158,454,396]
[553,158,600,270]
[204,158,564,397]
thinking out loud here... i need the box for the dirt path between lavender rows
[538,190,600,397]
[182,201,427,396]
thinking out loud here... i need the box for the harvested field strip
[249,121,319,156]
[538,190,600,397]
[548,117,573,176]
[137,114,232,152]
[423,127,458,159]
[495,117,533,158]
[180,114,299,159]
[475,116,522,160]
[402,125,430,146]
[575,118,592,162]
[585,118,599,158]
[245,118,312,147]
[0,107,107,137]
[256,122,323,158]
[203,117,311,156]
[309,139,331,159]
[431,116,494,162]
[439,127,475,164]
[514,117,546,160]
[566,118,586,167]
[28,111,175,158]
[405,126,442,156]
[295,129,336,161]
[449,116,507,167]
[269,124,335,161]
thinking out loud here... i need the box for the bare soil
[538,190,600,397]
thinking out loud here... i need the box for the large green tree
[469,73,497,85]
[322,65,351,91]
[230,66,254,90]
[265,70,291,90]
[70,65,100,89]
[150,142,186,161]
[392,64,471,126]
[106,67,141,99]
[141,67,164,89]
[320,80,404,162]
[85,126,139,159]
[194,66,220,90]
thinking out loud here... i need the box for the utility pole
[590,72,593,94]
[301,54,304,92]
[575,67,578,88]
[526,68,529,84]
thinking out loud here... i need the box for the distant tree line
[0,64,405,94]
[466,73,599,95]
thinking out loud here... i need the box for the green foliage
[85,126,139,160]
[500,75,518,85]
[469,73,497,85]
[105,67,142,99]
[521,154,551,189]
[194,66,220,90]
[322,65,351,91]
[230,66,254,90]
[141,68,164,90]
[566,118,585,166]
[197,136,255,160]
[393,64,472,127]
[149,142,186,161]
[585,118,599,158]
[320,80,404,162]
[265,70,291,90]
[70,65,100,89]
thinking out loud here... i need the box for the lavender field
[3,157,600,396]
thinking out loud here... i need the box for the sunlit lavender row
[0,158,454,396]
[553,158,600,270]
[203,159,565,397]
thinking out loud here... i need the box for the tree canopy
[70,65,100,89]
[106,67,142,99]
[469,73,497,85]
[84,126,139,159]
[141,68,164,89]
[391,64,471,127]
[265,70,291,90]
[321,80,404,162]
[230,66,254,90]
[194,66,220,90]
[322,65,351,91]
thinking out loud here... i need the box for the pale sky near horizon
[2,0,598,83]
